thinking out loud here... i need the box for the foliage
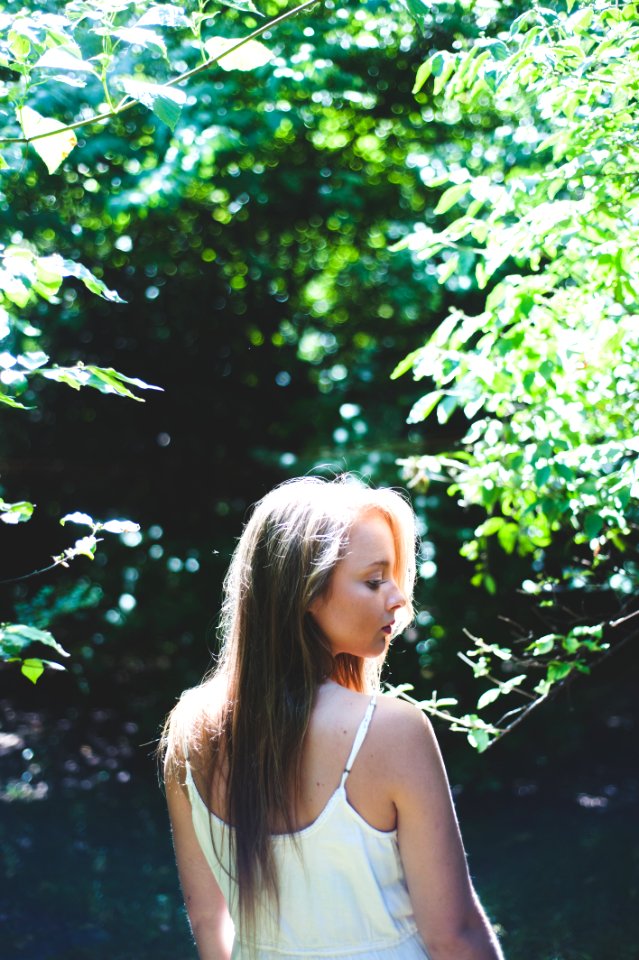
[394,0,639,747]
[0,0,317,682]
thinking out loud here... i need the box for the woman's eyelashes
[366,579,386,590]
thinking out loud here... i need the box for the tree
[0,0,320,681]
[393,0,639,748]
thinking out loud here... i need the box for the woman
[161,476,504,960]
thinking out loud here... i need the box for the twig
[0,560,61,585]
[609,607,639,629]
[457,651,537,700]
[486,622,639,748]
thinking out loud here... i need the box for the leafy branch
[0,0,320,149]
[390,611,638,751]
[0,513,140,682]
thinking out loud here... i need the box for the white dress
[185,696,431,959]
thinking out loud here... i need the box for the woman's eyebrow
[363,559,390,570]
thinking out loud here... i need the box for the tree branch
[0,0,321,146]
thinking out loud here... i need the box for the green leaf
[0,393,30,410]
[136,4,192,28]
[120,78,187,130]
[100,519,140,534]
[21,658,45,684]
[497,522,519,554]
[535,464,551,486]
[436,393,458,424]
[547,661,574,683]
[477,687,501,709]
[437,253,459,284]
[0,499,34,525]
[0,623,69,660]
[215,0,263,13]
[583,513,603,539]
[475,516,505,537]
[40,364,161,400]
[412,59,432,94]
[570,624,603,641]
[85,366,163,399]
[432,52,456,96]
[483,574,497,595]
[434,182,471,215]
[34,47,97,74]
[17,351,49,371]
[17,106,77,174]
[407,390,443,424]
[60,260,125,302]
[390,347,423,380]
[111,26,166,56]
[204,36,273,72]
[60,511,95,528]
[467,724,492,752]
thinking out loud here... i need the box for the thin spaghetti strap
[340,695,377,788]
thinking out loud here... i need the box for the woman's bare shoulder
[372,694,442,783]
[374,691,434,732]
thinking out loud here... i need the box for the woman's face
[308,511,406,660]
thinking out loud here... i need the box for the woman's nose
[386,582,405,611]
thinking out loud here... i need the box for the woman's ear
[306,597,320,617]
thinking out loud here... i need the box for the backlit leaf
[215,0,262,13]
[204,36,273,72]
[477,687,501,709]
[60,259,125,302]
[21,658,45,684]
[100,519,140,534]
[18,106,77,174]
[0,499,34,524]
[60,511,95,528]
[136,4,192,28]
[35,47,97,74]
[120,78,187,130]
[111,26,166,55]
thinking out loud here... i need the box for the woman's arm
[387,702,504,960]
[165,773,235,960]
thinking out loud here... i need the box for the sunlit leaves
[17,106,78,173]
[136,5,192,29]
[60,513,140,536]
[60,511,95,528]
[393,1,639,748]
[119,78,187,130]
[59,259,125,302]
[216,0,263,14]
[34,47,97,76]
[0,499,35,525]
[398,1,639,587]
[39,364,162,400]
[204,36,273,71]
[0,622,70,684]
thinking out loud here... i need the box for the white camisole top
[185,695,431,959]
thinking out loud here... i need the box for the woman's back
[186,683,430,960]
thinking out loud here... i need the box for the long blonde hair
[161,475,417,932]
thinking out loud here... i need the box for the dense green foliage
[0,0,339,678]
[1,0,636,754]
[394,0,639,746]
[0,0,439,685]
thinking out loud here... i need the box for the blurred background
[0,1,637,958]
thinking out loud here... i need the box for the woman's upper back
[187,679,414,835]
[184,681,431,959]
